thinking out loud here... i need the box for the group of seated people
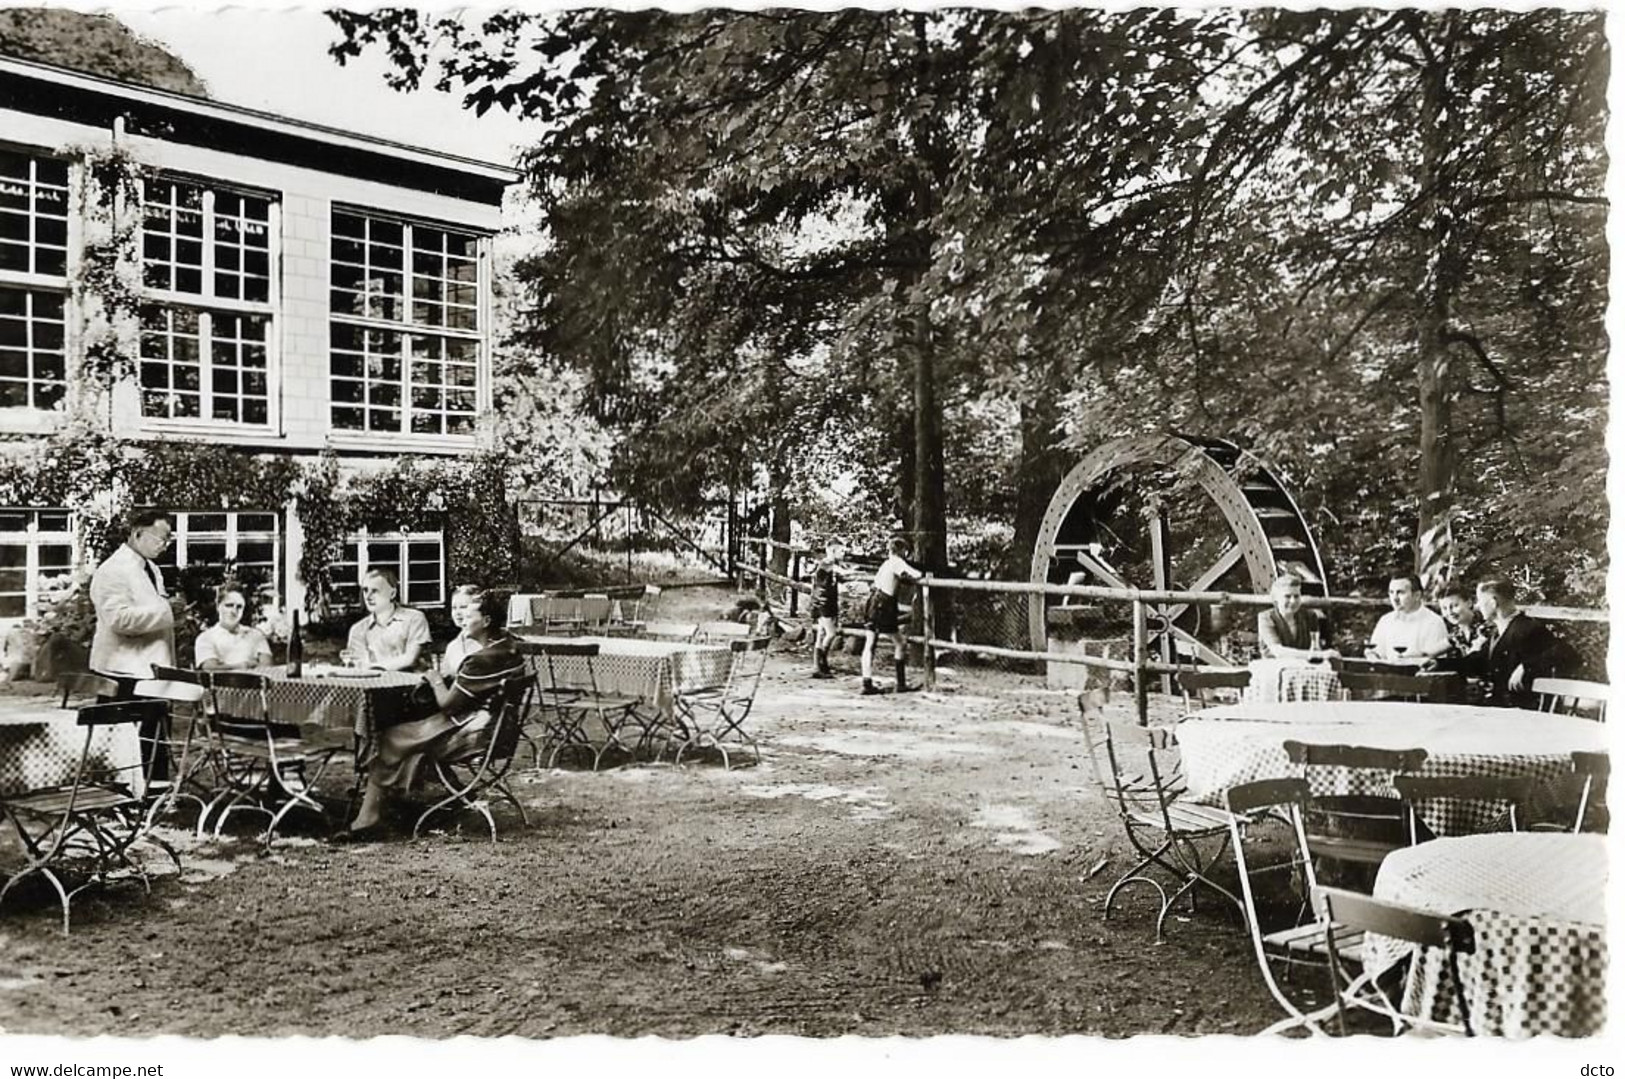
[189,568,523,843]
[1257,571,1579,709]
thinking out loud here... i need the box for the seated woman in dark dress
[335,587,525,840]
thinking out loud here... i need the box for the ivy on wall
[71,144,145,394]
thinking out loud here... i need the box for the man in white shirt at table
[1366,573,1451,662]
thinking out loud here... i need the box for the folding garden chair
[520,640,640,770]
[0,699,180,935]
[412,675,536,842]
[1175,668,1251,710]
[1314,886,1476,1037]
[536,592,585,635]
[639,621,699,642]
[625,584,663,631]
[1086,717,1243,942]
[57,671,120,709]
[202,670,341,845]
[695,620,752,644]
[1283,741,1426,891]
[1224,778,1362,1036]
[132,673,213,832]
[1392,773,1536,843]
[578,593,613,633]
[1532,677,1608,721]
[670,635,770,769]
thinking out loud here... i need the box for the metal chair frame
[638,621,700,642]
[1570,751,1609,833]
[0,699,181,934]
[1314,886,1476,1037]
[695,620,752,644]
[412,675,537,842]
[520,641,640,770]
[201,671,340,846]
[1223,778,1361,1036]
[669,636,770,769]
[1337,672,1461,702]
[131,674,213,833]
[1085,712,1243,943]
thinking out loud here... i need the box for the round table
[1370,833,1606,1037]
[1177,702,1607,834]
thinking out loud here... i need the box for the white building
[0,55,520,634]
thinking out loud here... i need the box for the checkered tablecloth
[1245,658,1341,702]
[1368,833,1607,1037]
[1177,703,1608,835]
[210,666,422,771]
[1,708,142,797]
[514,635,732,718]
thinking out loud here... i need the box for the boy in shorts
[861,537,924,695]
[809,540,845,679]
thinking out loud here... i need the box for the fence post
[1132,596,1148,725]
[789,547,802,618]
[758,537,768,596]
[921,579,936,689]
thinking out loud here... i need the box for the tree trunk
[1013,383,1067,578]
[1413,24,1457,580]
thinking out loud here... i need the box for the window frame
[151,510,283,598]
[329,527,446,611]
[0,507,77,622]
[137,173,280,432]
[328,205,486,441]
[0,147,72,416]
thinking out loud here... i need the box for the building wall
[0,93,513,642]
[0,105,502,454]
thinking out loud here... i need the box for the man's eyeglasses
[142,528,173,550]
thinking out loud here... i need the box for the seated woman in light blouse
[333,586,524,841]
[343,568,431,671]
[193,587,273,671]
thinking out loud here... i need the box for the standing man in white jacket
[89,509,176,681]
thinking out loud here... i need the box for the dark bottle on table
[288,609,304,678]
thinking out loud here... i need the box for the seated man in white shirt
[1366,573,1451,661]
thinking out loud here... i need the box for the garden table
[1244,657,1340,702]
[209,666,422,771]
[1368,832,1606,1037]
[512,633,732,720]
[0,705,141,796]
[1176,701,1606,834]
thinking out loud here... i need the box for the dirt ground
[0,586,1289,1039]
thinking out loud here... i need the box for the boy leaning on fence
[862,537,924,695]
[809,540,845,679]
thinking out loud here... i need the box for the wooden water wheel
[1026,433,1328,666]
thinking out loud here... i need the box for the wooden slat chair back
[1283,741,1428,887]
[0,698,179,934]
[671,636,770,770]
[200,670,338,846]
[1338,671,1461,703]
[1533,677,1607,721]
[1175,668,1252,710]
[1223,778,1358,1036]
[412,674,538,842]
[1392,773,1537,843]
[1314,886,1476,1037]
[1092,721,1242,943]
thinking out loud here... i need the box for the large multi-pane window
[0,150,69,411]
[329,530,445,609]
[139,176,275,425]
[150,511,281,597]
[0,508,74,620]
[329,209,480,437]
